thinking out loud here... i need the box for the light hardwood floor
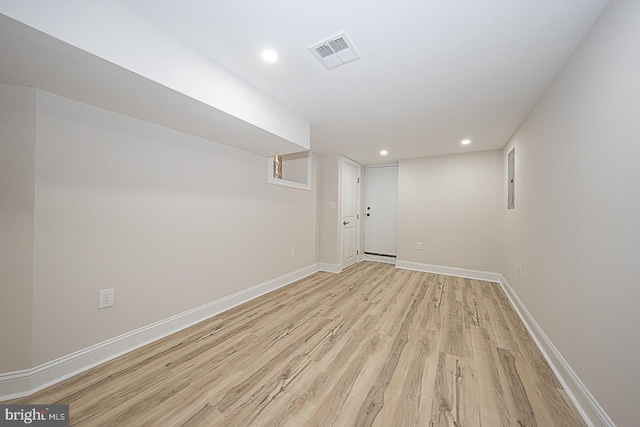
[6,262,585,426]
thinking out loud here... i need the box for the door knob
[343,221,350,225]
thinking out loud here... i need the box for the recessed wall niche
[267,151,311,191]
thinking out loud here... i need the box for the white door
[365,165,398,257]
[341,158,360,269]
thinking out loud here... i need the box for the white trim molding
[1,261,614,427]
[363,254,396,265]
[318,262,342,274]
[395,260,502,283]
[499,275,615,427]
[0,264,320,401]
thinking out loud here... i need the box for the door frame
[340,156,362,270]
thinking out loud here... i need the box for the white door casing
[341,157,360,269]
[364,164,398,256]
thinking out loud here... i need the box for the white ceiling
[0,11,309,158]
[1,1,609,165]
[115,0,609,165]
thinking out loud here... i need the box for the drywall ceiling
[2,1,609,165]
[115,0,609,165]
[0,15,309,157]
[0,6,310,158]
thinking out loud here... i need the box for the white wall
[397,150,503,273]
[1,87,317,369]
[317,154,340,267]
[502,1,640,425]
[0,84,36,372]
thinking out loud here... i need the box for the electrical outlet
[290,247,296,257]
[518,265,522,279]
[416,242,422,250]
[99,288,114,309]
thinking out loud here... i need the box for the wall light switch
[328,202,336,210]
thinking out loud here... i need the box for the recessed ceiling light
[380,150,388,155]
[461,139,471,145]
[262,49,278,62]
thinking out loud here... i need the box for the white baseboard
[394,260,614,426]
[499,275,615,427]
[318,262,341,274]
[363,254,396,265]
[2,262,614,427]
[395,260,502,282]
[0,264,320,402]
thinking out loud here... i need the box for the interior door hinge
[357,178,360,183]
[357,214,360,220]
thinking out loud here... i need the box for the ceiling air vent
[309,32,361,70]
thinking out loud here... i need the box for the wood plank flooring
[6,262,586,426]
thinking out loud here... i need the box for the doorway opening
[364,164,398,263]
